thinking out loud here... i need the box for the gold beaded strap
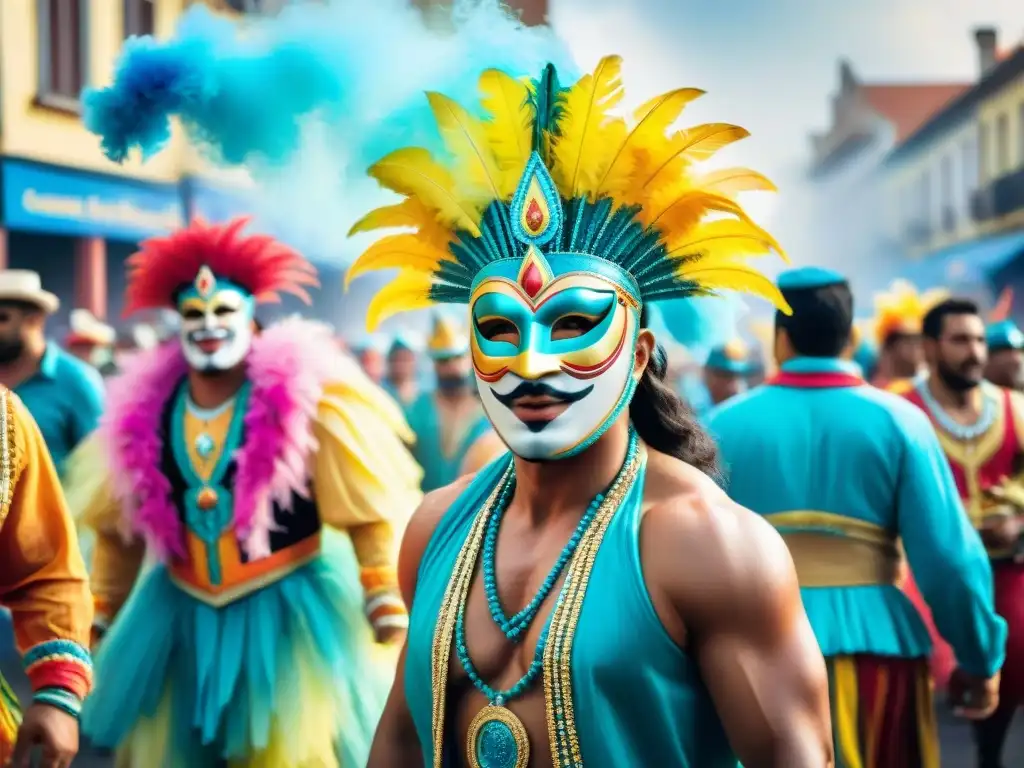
[430,462,514,767]
[427,447,647,768]
[0,390,14,529]
[544,448,646,767]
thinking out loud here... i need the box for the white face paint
[177,268,255,373]
[475,323,638,460]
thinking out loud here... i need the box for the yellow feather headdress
[873,279,949,346]
[345,56,791,330]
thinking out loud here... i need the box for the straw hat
[66,309,116,346]
[0,270,59,314]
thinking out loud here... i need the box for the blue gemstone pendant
[467,705,529,768]
[195,433,216,459]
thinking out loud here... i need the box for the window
[1019,102,1024,168]
[962,136,977,197]
[124,0,155,38]
[36,0,88,107]
[919,170,931,223]
[996,112,1010,175]
[940,155,953,210]
[979,123,991,184]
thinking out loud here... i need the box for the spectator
[0,270,104,472]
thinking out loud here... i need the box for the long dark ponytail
[628,310,720,478]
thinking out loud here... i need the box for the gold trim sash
[766,511,902,588]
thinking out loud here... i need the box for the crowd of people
[0,18,1023,768]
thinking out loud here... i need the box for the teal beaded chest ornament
[452,430,640,768]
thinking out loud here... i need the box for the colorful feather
[642,123,750,191]
[426,91,502,205]
[347,199,450,248]
[365,272,436,331]
[666,219,785,261]
[550,55,626,197]
[367,148,482,237]
[478,69,534,197]
[596,87,704,198]
[696,167,777,197]
[344,235,452,289]
[677,262,791,314]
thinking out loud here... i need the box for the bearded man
[903,298,1024,768]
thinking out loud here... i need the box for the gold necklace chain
[429,449,646,767]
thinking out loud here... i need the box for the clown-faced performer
[71,218,422,767]
[346,57,833,767]
[0,388,93,767]
[400,315,505,491]
[709,269,1005,768]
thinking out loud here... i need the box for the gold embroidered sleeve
[0,391,92,695]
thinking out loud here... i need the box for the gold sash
[766,511,902,588]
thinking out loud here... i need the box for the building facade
[793,59,966,300]
[884,28,1024,313]
[0,0,193,331]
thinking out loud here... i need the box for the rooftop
[862,83,969,143]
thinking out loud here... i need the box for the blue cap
[853,337,878,374]
[706,340,753,375]
[777,267,847,291]
[388,333,417,354]
[987,319,1024,351]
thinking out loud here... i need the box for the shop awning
[900,230,1024,288]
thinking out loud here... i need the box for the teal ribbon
[171,382,251,586]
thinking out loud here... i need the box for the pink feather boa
[101,317,338,560]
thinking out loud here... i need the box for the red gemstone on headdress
[521,262,544,298]
[525,198,545,233]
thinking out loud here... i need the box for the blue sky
[551,0,1024,176]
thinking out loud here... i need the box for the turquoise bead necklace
[481,427,640,641]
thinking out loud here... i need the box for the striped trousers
[827,655,939,768]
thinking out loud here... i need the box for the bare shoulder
[641,450,800,637]
[397,473,477,604]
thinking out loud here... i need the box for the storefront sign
[1,159,185,240]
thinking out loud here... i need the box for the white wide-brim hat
[0,270,59,314]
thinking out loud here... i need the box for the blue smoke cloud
[84,0,578,172]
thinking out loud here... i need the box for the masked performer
[902,297,1024,768]
[0,389,92,768]
[394,315,504,491]
[73,218,422,767]
[709,269,1005,768]
[345,57,833,767]
[871,280,947,393]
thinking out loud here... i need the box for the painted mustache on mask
[492,380,594,410]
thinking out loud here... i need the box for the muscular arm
[648,491,833,768]
[368,475,473,768]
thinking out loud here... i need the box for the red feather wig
[123,217,319,316]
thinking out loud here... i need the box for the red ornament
[525,198,545,232]
[521,262,544,298]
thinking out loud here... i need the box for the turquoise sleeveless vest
[406,392,492,492]
[406,457,737,767]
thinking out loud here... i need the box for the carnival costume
[987,318,1024,355]
[345,56,789,767]
[903,375,1024,704]
[709,267,1005,768]
[396,315,496,491]
[0,389,93,762]
[871,279,947,393]
[74,218,422,767]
